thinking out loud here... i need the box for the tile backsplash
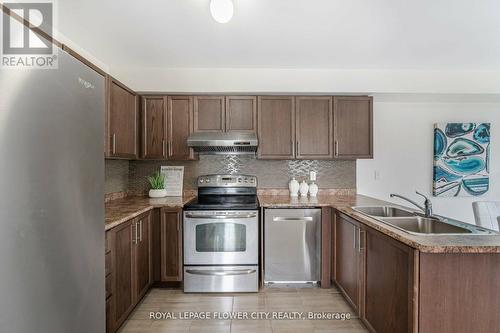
[127,155,356,195]
[105,159,129,194]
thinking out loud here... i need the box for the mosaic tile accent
[105,159,129,194]
[128,155,356,195]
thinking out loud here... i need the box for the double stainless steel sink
[352,206,496,236]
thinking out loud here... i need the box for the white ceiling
[58,0,500,71]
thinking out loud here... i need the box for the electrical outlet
[310,171,317,181]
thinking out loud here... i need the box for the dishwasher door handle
[272,217,314,222]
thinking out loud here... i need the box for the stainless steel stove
[183,174,259,293]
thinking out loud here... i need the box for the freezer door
[264,209,321,283]
[0,40,105,332]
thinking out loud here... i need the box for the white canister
[309,182,318,197]
[299,180,309,197]
[289,177,299,197]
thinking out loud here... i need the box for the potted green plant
[146,171,167,198]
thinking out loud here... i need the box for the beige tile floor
[118,286,368,333]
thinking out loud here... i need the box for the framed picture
[433,123,490,197]
[160,166,184,197]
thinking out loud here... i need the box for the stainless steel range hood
[187,132,258,155]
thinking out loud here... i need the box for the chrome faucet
[390,191,433,218]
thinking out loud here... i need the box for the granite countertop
[105,193,500,253]
[105,195,195,231]
[258,194,500,254]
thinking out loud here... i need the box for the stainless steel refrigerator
[0,47,105,331]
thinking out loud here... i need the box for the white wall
[357,94,500,225]
[111,67,500,95]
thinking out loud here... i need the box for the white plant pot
[149,189,167,198]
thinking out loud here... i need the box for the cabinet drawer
[106,274,112,300]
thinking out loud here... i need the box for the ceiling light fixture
[210,0,234,24]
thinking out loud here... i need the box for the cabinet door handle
[296,141,300,155]
[112,133,116,155]
[359,230,365,252]
[131,222,137,244]
[135,222,139,244]
[353,226,357,249]
[291,140,295,156]
[162,139,165,157]
[139,220,142,242]
[334,140,339,157]
[168,141,173,157]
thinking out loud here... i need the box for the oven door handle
[272,217,313,222]
[185,213,257,219]
[186,269,257,276]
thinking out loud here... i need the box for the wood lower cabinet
[295,96,333,159]
[168,96,194,160]
[140,96,167,159]
[160,209,183,281]
[257,96,295,159]
[419,253,500,333]
[194,96,225,132]
[226,96,257,132]
[333,96,373,159]
[106,76,138,159]
[362,226,415,333]
[334,212,362,312]
[133,212,152,301]
[107,211,152,333]
[112,220,134,329]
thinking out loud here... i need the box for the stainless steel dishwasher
[264,208,321,284]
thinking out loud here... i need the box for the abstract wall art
[433,123,491,197]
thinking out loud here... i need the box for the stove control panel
[198,174,257,187]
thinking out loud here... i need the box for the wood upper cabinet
[193,96,225,132]
[112,220,134,329]
[257,96,295,159]
[193,95,256,134]
[160,209,183,281]
[140,96,167,159]
[361,226,415,333]
[140,95,194,160]
[133,212,152,302]
[226,96,257,132]
[168,96,194,160]
[295,96,333,159]
[333,96,373,159]
[107,76,138,159]
[334,213,362,312]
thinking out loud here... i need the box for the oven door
[183,210,259,265]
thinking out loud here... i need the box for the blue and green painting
[433,123,491,197]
